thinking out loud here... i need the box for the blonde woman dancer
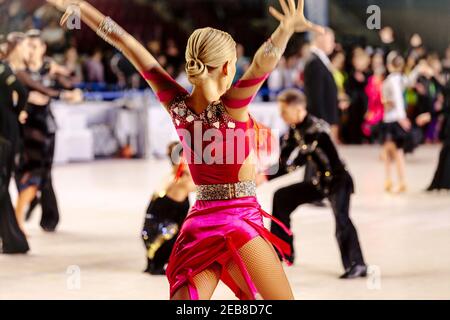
[48,0,323,300]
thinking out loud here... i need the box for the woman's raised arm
[47,0,187,108]
[222,0,324,120]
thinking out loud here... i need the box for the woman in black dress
[142,142,195,275]
[427,73,450,191]
[14,31,81,233]
[0,33,30,253]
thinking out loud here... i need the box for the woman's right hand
[269,0,324,34]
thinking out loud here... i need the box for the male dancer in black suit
[263,89,367,279]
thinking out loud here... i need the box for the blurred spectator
[294,42,311,88]
[84,49,105,83]
[362,52,385,140]
[379,26,397,57]
[331,50,348,104]
[443,45,450,69]
[110,51,140,88]
[412,54,443,142]
[268,57,287,101]
[342,47,371,144]
[41,19,66,53]
[64,46,83,85]
[304,28,339,141]
[6,1,25,32]
[285,55,299,88]
[234,43,250,82]
[408,33,426,60]
[331,50,350,137]
[166,38,182,74]
[404,50,419,75]
[147,40,162,57]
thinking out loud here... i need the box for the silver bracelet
[96,16,124,47]
[263,38,285,59]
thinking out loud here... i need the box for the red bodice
[168,94,255,185]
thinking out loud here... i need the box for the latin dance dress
[0,61,29,253]
[140,69,292,300]
[15,66,60,232]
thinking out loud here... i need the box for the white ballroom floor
[1,145,449,300]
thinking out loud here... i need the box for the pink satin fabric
[166,196,292,300]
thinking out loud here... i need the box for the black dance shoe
[339,264,367,279]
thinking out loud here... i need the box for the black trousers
[39,173,60,231]
[0,137,29,253]
[270,173,365,271]
[20,130,60,232]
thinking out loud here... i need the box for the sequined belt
[196,181,257,201]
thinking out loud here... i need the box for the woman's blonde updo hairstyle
[185,27,236,85]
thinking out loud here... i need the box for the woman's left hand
[269,0,325,34]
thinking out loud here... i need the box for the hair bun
[186,58,207,78]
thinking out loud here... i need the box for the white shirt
[382,73,407,123]
[382,69,420,123]
[310,47,332,70]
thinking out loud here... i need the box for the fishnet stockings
[171,237,294,300]
[224,236,294,300]
[171,262,222,300]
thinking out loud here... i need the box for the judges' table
[51,93,286,163]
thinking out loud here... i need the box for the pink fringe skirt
[166,196,292,300]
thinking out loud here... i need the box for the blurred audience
[1,0,449,149]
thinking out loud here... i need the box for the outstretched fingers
[306,20,326,34]
[287,0,296,14]
[269,6,285,22]
[278,0,290,15]
[297,0,305,14]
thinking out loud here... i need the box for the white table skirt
[51,95,287,163]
